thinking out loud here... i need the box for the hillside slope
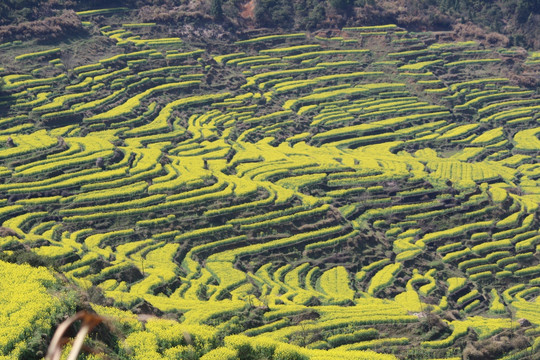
[0,7,539,360]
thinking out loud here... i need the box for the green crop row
[227,204,307,226]
[282,49,370,61]
[165,49,204,59]
[60,249,99,272]
[182,235,247,276]
[418,220,494,247]
[5,167,125,194]
[493,214,534,240]
[227,55,275,66]
[242,319,290,337]
[66,77,92,91]
[99,49,154,65]
[442,248,471,263]
[464,299,482,312]
[438,123,479,140]
[482,104,540,123]
[515,234,540,252]
[33,90,95,112]
[126,92,230,136]
[15,48,61,61]
[261,44,321,55]
[457,289,479,306]
[244,66,322,88]
[0,130,58,161]
[130,243,180,294]
[12,91,51,109]
[15,196,62,206]
[422,322,469,349]
[235,33,306,45]
[317,266,355,301]
[40,109,76,120]
[74,88,126,113]
[3,73,66,91]
[76,7,129,16]
[342,337,409,351]
[14,148,113,178]
[312,111,448,143]
[87,81,200,121]
[259,313,416,342]
[204,190,275,217]
[359,200,441,221]
[208,334,398,360]
[139,65,201,77]
[470,238,512,255]
[93,67,131,83]
[387,49,428,57]
[243,110,293,125]
[165,180,225,201]
[122,23,156,28]
[428,41,477,50]
[84,229,134,250]
[367,263,401,295]
[60,194,165,217]
[174,224,233,243]
[73,63,102,74]
[444,58,501,67]
[213,52,246,64]
[240,204,330,230]
[72,181,148,203]
[343,24,397,31]
[148,170,206,194]
[449,78,509,92]
[209,225,343,262]
[514,264,540,277]
[399,60,443,71]
[136,214,175,227]
[446,277,467,294]
[459,92,535,112]
[327,329,378,348]
[205,261,248,294]
[132,38,183,46]
[283,87,370,111]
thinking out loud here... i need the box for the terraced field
[0,10,539,360]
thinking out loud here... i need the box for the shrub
[0,10,84,43]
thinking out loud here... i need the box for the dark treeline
[0,0,539,47]
[252,0,539,47]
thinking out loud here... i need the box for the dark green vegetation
[1,0,540,47]
[0,3,540,360]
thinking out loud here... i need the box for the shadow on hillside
[0,88,15,118]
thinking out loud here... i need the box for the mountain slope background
[0,0,539,48]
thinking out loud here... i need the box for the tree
[0,77,9,112]
[329,0,353,11]
[210,0,223,20]
[306,3,326,29]
[255,0,294,28]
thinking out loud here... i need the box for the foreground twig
[46,311,103,360]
